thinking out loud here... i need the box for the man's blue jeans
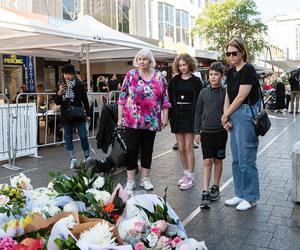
[230,103,260,202]
[63,122,90,158]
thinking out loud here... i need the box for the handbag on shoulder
[248,84,271,136]
[66,104,86,122]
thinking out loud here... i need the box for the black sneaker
[172,143,178,150]
[200,191,210,209]
[209,185,220,201]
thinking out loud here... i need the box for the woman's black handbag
[66,105,86,122]
[248,85,271,136]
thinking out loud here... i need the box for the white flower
[61,215,77,229]
[47,182,54,191]
[0,195,9,206]
[63,202,78,212]
[79,221,116,246]
[10,173,32,190]
[86,189,110,203]
[92,176,105,189]
[42,204,61,217]
[147,233,158,247]
[83,177,89,186]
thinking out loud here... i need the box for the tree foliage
[192,0,267,61]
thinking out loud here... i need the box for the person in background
[274,78,285,114]
[288,70,300,114]
[286,84,291,111]
[36,84,46,107]
[76,71,82,81]
[117,49,170,192]
[96,76,109,93]
[107,74,120,91]
[168,53,203,190]
[55,63,91,169]
[194,62,227,208]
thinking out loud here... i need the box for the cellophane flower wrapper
[175,238,208,250]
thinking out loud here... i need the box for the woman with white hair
[117,49,171,191]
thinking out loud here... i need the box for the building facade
[267,10,300,60]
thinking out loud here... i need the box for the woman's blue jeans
[63,122,90,158]
[230,102,260,202]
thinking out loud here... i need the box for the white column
[86,45,91,93]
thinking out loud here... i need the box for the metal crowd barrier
[8,91,120,167]
[0,94,20,170]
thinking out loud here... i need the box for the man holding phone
[55,63,91,169]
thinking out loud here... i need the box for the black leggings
[125,127,156,170]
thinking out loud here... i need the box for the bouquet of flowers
[50,168,114,206]
[47,214,128,250]
[123,219,185,250]
[0,184,27,218]
[83,184,129,224]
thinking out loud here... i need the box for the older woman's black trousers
[125,127,156,170]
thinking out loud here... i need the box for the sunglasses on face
[225,51,240,57]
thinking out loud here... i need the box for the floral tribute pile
[0,168,207,250]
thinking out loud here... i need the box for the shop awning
[261,59,300,72]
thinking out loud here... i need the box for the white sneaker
[70,158,78,169]
[124,180,136,192]
[236,200,256,211]
[177,174,188,186]
[225,196,243,206]
[140,177,154,190]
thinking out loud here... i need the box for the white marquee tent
[0,8,175,91]
[261,59,300,72]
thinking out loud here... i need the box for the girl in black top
[168,54,202,190]
[221,38,260,211]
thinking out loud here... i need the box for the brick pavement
[1,112,300,249]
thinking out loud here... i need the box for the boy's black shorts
[201,130,228,160]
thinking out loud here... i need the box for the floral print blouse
[117,68,171,131]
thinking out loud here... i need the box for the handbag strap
[247,78,265,119]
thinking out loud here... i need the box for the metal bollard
[292,141,300,202]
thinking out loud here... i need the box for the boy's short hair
[209,62,225,75]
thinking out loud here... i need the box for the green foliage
[49,167,113,206]
[54,235,79,250]
[192,0,267,61]
[0,185,26,218]
[136,187,176,224]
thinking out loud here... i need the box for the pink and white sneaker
[179,177,195,190]
[177,174,188,186]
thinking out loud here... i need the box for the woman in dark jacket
[55,64,90,169]
[275,78,286,113]
[168,54,202,190]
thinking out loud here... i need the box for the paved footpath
[1,112,300,250]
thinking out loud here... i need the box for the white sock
[187,171,194,180]
[184,170,189,175]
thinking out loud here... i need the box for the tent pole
[86,45,91,93]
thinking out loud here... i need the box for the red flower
[113,213,120,221]
[15,238,43,250]
[103,203,115,213]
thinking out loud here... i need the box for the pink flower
[155,220,168,232]
[172,236,182,248]
[0,237,17,250]
[158,235,172,245]
[150,226,161,236]
[134,221,145,233]
[134,242,146,250]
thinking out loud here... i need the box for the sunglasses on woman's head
[225,51,240,57]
